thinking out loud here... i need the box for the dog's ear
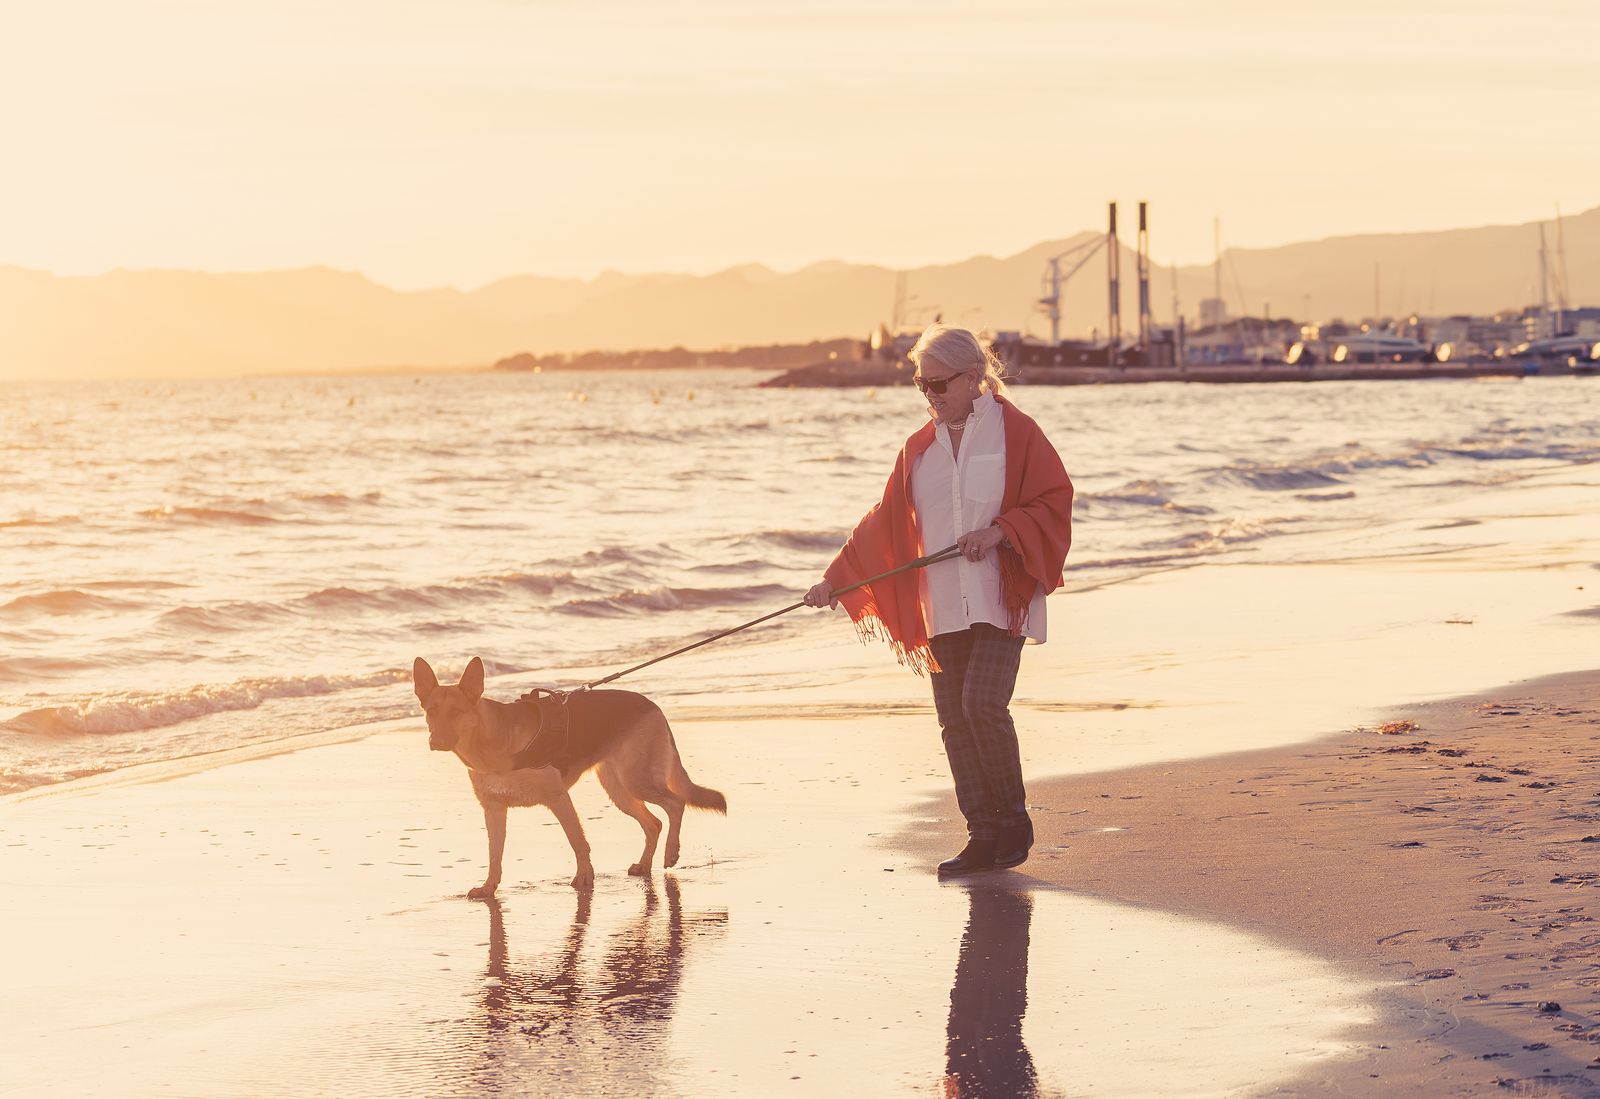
[413,657,438,703]
[460,656,485,701]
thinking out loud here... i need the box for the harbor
[765,201,1599,388]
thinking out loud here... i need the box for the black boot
[992,819,1033,870]
[937,838,997,877]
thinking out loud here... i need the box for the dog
[413,656,727,896]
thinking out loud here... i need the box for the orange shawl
[823,396,1074,673]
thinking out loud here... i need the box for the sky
[3,0,1598,289]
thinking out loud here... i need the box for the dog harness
[508,688,573,770]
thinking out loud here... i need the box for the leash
[576,543,962,691]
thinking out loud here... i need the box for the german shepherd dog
[413,656,726,897]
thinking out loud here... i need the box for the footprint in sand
[1429,932,1486,952]
[1474,895,1532,911]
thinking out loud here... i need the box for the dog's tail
[670,754,727,814]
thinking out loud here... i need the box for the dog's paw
[664,847,680,869]
[571,866,595,891]
[628,861,651,877]
[467,883,498,900]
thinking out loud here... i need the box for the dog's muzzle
[429,734,458,752]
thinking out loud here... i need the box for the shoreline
[893,667,1600,1097]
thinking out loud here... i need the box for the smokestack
[1107,202,1121,358]
[1137,201,1152,354]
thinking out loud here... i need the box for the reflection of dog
[474,877,728,1089]
[413,656,726,895]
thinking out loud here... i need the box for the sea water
[2,368,1596,792]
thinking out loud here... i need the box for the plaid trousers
[928,623,1029,841]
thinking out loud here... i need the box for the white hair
[908,323,1012,400]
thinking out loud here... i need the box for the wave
[559,583,793,617]
[79,579,191,591]
[1209,434,1600,496]
[1213,464,1356,492]
[570,546,652,568]
[290,490,382,508]
[0,515,81,529]
[1139,516,1306,553]
[155,570,589,631]
[138,505,280,525]
[0,668,416,738]
[299,571,581,613]
[0,589,144,617]
[1072,551,1200,571]
[743,529,847,553]
[1075,480,1213,516]
[0,655,99,682]
[158,602,299,632]
[1425,442,1600,463]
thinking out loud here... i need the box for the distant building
[1184,317,1298,364]
[1197,297,1228,329]
[1558,306,1600,338]
[1427,315,1473,346]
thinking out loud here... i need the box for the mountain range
[3,206,1595,380]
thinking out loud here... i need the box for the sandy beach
[899,667,1600,1097]
[4,375,1598,1096]
[5,517,1597,1096]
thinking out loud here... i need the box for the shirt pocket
[963,454,1005,503]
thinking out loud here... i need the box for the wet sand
[894,669,1600,1097]
[0,706,1372,1098]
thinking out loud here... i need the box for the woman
[804,323,1073,876]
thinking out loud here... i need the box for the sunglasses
[913,373,968,396]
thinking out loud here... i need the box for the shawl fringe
[846,604,941,676]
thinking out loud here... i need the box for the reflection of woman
[945,887,1037,1097]
[805,324,1073,875]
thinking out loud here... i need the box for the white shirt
[911,391,1047,643]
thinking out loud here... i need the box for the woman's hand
[957,525,1007,562]
[803,581,838,609]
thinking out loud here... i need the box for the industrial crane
[1036,236,1107,345]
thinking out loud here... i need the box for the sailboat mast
[1554,206,1570,333]
[1538,223,1550,338]
[1212,217,1221,309]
